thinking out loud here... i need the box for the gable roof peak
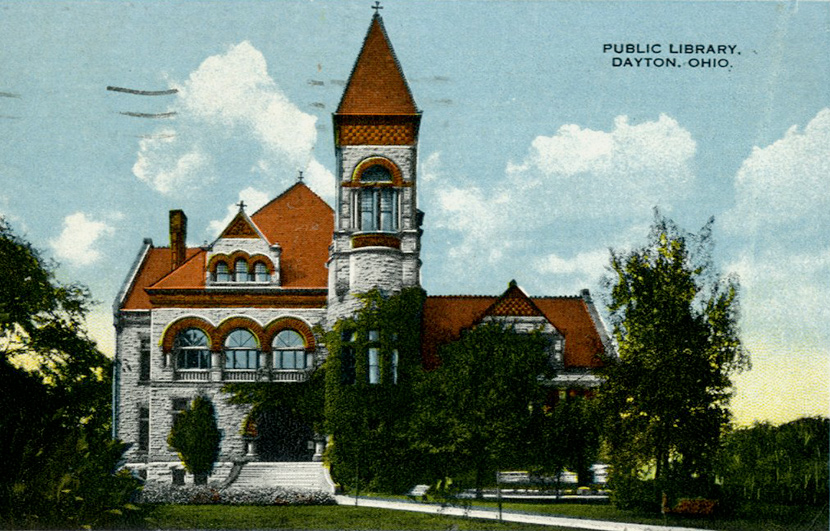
[484,280,546,318]
[217,207,266,241]
[336,13,418,115]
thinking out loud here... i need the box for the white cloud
[428,115,696,291]
[534,248,610,278]
[133,41,334,200]
[421,151,442,182]
[726,108,830,242]
[721,109,830,418]
[133,135,210,194]
[49,212,115,266]
[508,114,696,218]
[208,187,271,237]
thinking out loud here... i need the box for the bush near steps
[137,483,336,506]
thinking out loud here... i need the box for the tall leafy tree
[167,394,222,484]
[412,322,552,493]
[0,219,138,528]
[598,213,749,505]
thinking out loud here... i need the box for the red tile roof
[250,183,333,288]
[336,15,418,115]
[122,183,334,309]
[421,294,605,370]
[121,247,201,310]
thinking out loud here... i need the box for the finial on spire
[297,170,304,182]
[236,200,246,211]
[371,1,383,16]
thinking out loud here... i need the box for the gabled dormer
[479,280,566,367]
[205,205,281,287]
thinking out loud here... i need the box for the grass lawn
[125,501,828,531]
[139,505,557,531]
[467,499,829,531]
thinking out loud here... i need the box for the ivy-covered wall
[323,287,427,492]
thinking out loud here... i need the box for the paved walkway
[334,495,713,531]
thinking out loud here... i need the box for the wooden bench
[407,484,430,500]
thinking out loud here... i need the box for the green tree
[412,321,552,494]
[534,395,601,487]
[598,213,749,508]
[719,417,829,505]
[167,394,222,484]
[323,287,426,493]
[0,219,139,528]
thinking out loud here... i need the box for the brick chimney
[169,210,187,270]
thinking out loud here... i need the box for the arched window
[359,165,398,232]
[254,262,269,283]
[234,259,249,282]
[273,330,308,370]
[174,328,210,370]
[224,329,259,370]
[215,262,230,282]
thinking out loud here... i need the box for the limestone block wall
[114,311,151,462]
[349,247,403,294]
[146,384,250,464]
[339,145,416,184]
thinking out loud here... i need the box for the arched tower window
[174,328,211,370]
[273,330,308,370]
[359,165,398,232]
[224,329,259,370]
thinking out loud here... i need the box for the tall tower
[327,12,422,324]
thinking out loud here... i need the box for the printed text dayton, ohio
[604,43,738,68]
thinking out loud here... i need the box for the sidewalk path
[334,495,714,531]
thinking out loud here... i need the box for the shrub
[670,498,718,517]
[167,395,221,477]
[137,483,335,506]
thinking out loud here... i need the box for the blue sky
[1,0,827,425]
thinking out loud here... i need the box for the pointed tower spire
[336,12,418,116]
[328,10,423,324]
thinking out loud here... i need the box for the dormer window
[215,262,230,282]
[254,262,269,283]
[234,259,249,282]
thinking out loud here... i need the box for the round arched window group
[166,318,314,374]
[209,253,273,283]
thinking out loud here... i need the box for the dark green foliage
[412,322,553,492]
[598,213,749,509]
[323,287,426,493]
[0,219,139,528]
[167,395,222,479]
[533,396,601,486]
[719,417,829,505]
[225,366,326,461]
[225,365,325,433]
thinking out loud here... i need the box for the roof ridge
[251,181,333,219]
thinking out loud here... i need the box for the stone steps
[230,462,335,492]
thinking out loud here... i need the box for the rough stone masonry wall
[115,311,151,463]
[147,383,250,465]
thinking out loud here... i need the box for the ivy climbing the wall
[323,287,427,493]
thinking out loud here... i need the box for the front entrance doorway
[255,407,314,462]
